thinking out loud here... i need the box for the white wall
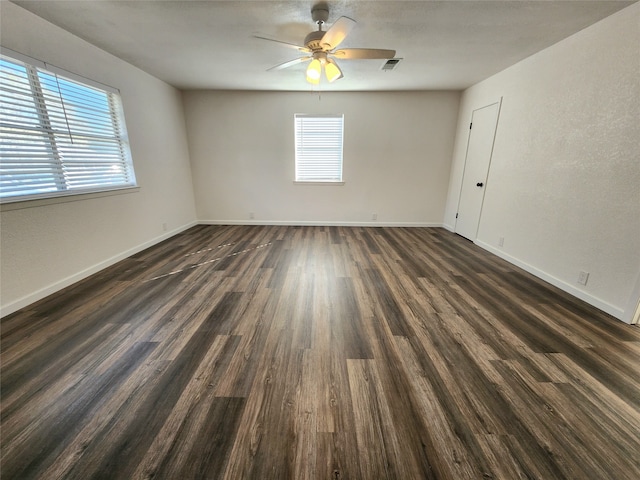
[444,3,640,322]
[183,90,459,226]
[0,2,198,315]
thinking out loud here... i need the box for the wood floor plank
[393,335,487,479]
[2,340,159,480]
[475,434,537,480]
[128,334,239,480]
[346,359,394,478]
[544,353,640,436]
[358,308,439,478]
[156,395,246,480]
[2,225,639,479]
[291,348,318,480]
[213,291,275,397]
[221,336,303,479]
[492,360,611,479]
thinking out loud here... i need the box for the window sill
[1,186,140,211]
[293,181,345,186]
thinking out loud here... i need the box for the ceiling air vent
[381,58,402,71]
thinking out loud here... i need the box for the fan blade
[267,56,312,71]
[321,16,356,50]
[332,48,396,60]
[254,35,310,53]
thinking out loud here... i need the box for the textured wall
[0,2,197,314]
[183,90,460,226]
[444,3,640,320]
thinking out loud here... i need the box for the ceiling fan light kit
[306,58,322,84]
[325,59,343,82]
[257,2,395,85]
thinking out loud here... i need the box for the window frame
[0,48,137,205]
[294,113,345,185]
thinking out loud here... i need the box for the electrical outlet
[498,236,504,247]
[249,212,255,220]
[578,271,589,286]
[372,213,378,221]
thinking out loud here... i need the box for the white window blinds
[294,114,344,182]
[0,52,136,203]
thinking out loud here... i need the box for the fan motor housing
[304,30,326,50]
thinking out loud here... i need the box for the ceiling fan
[255,2,396,85]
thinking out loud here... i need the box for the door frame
[454,97,503,241]
[625,272,640,324]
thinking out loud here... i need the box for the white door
[455,101,501,241]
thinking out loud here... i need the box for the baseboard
[22,221,617,323]
[0,221,198,318]
[475,240,625,322]
[199,220,443,228]
[0,220,439,317]
[442,223,455,232]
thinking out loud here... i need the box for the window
[0,50,136,203]
[294,114,344,183]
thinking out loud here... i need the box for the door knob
[476,182,484,187]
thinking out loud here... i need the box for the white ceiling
[10,0,636,91]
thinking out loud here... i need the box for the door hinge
[456,213,458,218]
[469,122,472,129]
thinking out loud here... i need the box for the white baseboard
[17,222,622,324]
[442,223,455,232]
[0,221,198,318]
[475,240,625,322]
[199,220,443,228]
[0,220,440,317]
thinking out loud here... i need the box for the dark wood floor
[1,225,639,479]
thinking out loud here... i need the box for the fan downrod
[307,2,330,49]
